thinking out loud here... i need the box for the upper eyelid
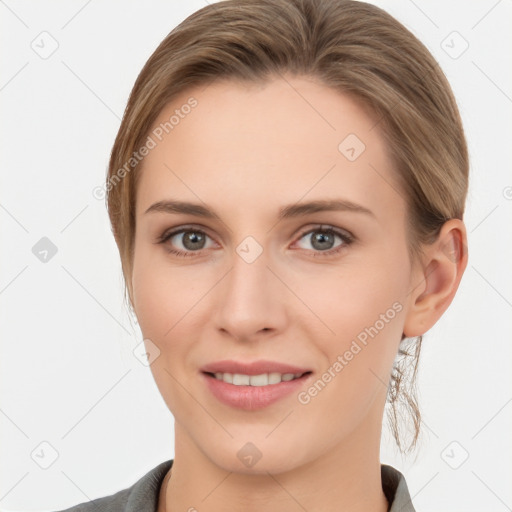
[296,224,353,239]
[158,224,219,244]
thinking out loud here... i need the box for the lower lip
[201,372,312,411]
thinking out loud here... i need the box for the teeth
[212,372,305,386]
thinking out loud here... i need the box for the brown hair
[106,0,469,454]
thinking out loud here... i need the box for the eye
[293,225,353,257]
[156,227,216,257]
[156,224,354,259]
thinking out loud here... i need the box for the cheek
[132,266,186,340]
[132,268,163,339]
[131,245,215,354]
[308,253,410,381]
[294,263,408,438]
[302,255,408,339]
[131,256,201,410]
[132,242,176,339]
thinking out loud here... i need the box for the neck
[161,404,389,512]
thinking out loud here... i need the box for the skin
[129,75,467,512]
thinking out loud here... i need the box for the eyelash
[155,224,354,259]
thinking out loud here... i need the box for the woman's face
[131,75,420,474]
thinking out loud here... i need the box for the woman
[59,0,468,510]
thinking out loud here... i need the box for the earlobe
[403,219,468,338]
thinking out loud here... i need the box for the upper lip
[200,359,312,376]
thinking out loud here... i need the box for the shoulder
[381,464,416,512]
[53,459,173,512]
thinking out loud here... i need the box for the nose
[213,244,288,342]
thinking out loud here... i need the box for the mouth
[202,370,313,386]
[201,370,314,411]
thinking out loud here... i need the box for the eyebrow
[144,198,374,220]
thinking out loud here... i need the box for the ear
[403,219,468,337]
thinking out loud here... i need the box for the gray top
[55,460,415,512]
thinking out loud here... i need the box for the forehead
[135,76,404,222]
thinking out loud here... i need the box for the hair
[105,0,469,454]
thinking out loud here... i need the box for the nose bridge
[213,238,286,339]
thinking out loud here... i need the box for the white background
[1,1,511,511]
